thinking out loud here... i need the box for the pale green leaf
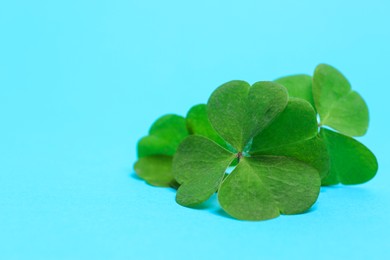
[275,74,315,109]
[320,128,378,185]
[313,64,369,136]
[137,114,188,157]
[134,155,174,187]
[218,156,321,221]
[172,135,236,206]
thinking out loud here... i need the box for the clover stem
[236,152,243,163]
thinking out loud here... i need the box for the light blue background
[1,0,389,259]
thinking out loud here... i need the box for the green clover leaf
[320,128,378,185]
[275,74,316,110]
[207,80,288,151]
[313,64,369,136]
[186,104,229,150]
[250,97,318,152]
[186,103,239,165]
[173,135,236,206]
[250,97,329,179]
[137,115,188,158]
[218,156,320,221]
[134,114,188,187]
[275,64,378,185]
[173,81,322,220]
[134,155,174,187]
[253,136,330,180]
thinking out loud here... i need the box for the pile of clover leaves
[134,64,378,221]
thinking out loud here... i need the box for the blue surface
[1,0,389,259]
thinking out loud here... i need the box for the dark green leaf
[218,156,320,221]
[173,135,236,206]
[137,114,188,157]
[251,98,318,153]
[320,128,378,185]
[313,64,369,136]
[275,74,315,109]
[207,80,288,151]
[134,155,174,187]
